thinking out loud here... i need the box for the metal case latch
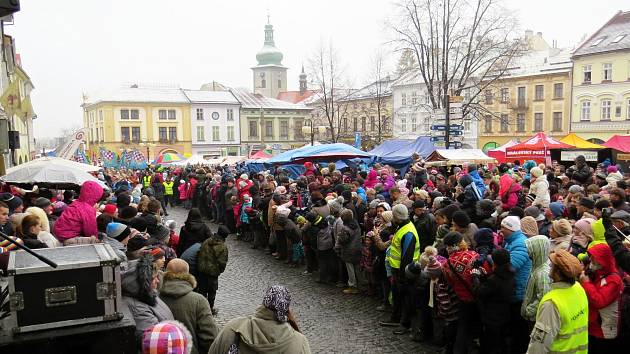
[96,282,116,300]
[45,286,77,307]
[10,291,24,311]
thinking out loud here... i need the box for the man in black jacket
[571,155,592,185]
[604,209,630,274]
[411,200,437,251]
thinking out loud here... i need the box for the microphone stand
[612,225,630,243]
[0,230,58,269]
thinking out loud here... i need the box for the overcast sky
[6,0,622,138]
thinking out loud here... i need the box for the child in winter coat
[165,220,179,252]
[521,235,552,324]
[53,180,103,245]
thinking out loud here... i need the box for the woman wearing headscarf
[208,285,311,354]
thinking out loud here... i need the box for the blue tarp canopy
[267,143,373,165]
[369,137,436,168]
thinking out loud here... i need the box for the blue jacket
[356,187,367,204]
[468,170,486,196]
[503,230,531,302]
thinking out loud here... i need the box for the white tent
[6,156,101,174]
[221,156,246,166]
[424,149,496,166]
[2,157,107,188]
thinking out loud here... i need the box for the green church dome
[256,23,283,66]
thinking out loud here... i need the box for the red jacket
[581,243,623,339]
[443,249,479,303]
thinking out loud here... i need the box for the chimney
[536,31,543,37]
[525,29,533,37]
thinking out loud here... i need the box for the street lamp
[139,141,156,162]
[302,120,315,146]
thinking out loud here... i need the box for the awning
[603,135,630,153]
[560,133,605,149]
[424,149,496,166]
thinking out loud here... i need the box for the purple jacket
[53,181,103,241]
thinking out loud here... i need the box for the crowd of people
[2,152,630,353]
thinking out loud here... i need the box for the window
[517,86,526,107]
[553,112,563,131]
[120,109,129,120]
[227,109,234,121]
[353,117,358,132]
[517,113,525,132]
[196,108,203,120]
[627,99,630,120]
[581,101,591,121]
[534,85,544,100]
[412,91,418,105]
[278,80,282,89]
[583,65,592,83]
[400,117,407,132]
[601,100,611,120]
[168,127,177,142]
[484,115,492,133]
[159,127,167,142]
[212,126,220,141]
[100,127,104,142]
[343,117,348,132]
[553,83,563,99]
[534,113,543,131]
[168,109,176,120]
[249,120,258,137]
[411,116,417,132]
[370,116,376,131]
[196,126,205,141]
[361,117,366,131]
[130,109,139,119]
[401,93,407,106]
[612,34,626,43]
[382,116,389,132]
[131,127,140,143]
[121,127,130,143]
[485,90,493,104]
[227,126,235,141]
[261,79,266,88]
[280,121,289,139]
[265,121,273,138]
[500,114,508,132]
[590,36,606,46]
[99,110,103,121]
[94,129,98,142]
[500,88,509,103]
[159,110,167,120]
[294,119,304,139]
[602,63,612,81]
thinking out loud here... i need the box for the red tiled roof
[276,90,317,104]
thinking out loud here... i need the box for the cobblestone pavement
[168,206,433,354]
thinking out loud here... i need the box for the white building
[183,90,241,157]
[391,70,478,148]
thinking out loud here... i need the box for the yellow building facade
[478,35,573,151]
[570,11,630,142]
[82,85,192,161]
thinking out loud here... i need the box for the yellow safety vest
[143,176,151,187]
[163,181,174,195]
[538,283,588,354]
[388,221,420,269]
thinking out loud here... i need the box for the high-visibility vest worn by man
[388,218,420,270]
[163,181,174,196]
[528,249,588,354]
[143,175,152,188]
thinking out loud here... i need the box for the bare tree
[308,40,351,143]
[390,0,524,121]
[360,50,392,144]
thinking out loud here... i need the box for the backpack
[197,239,226,277]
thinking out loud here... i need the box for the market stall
[369,137,435,169]
[505,132,573,164]
[603,135,630,169]
[266,143,373,165]
[553,133,609,166]
[424,149,496,166]
[486,140,518,164]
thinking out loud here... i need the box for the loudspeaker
[0,0,19,18]
[8,130,19,149]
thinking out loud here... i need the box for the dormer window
[590,36,606,46]
[611,34,626,43]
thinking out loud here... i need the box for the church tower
[252,16,287,98]
[299,65,307,94]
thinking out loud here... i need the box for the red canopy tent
[487,140,519,164]
[249,149,273,159]
[603,135,630,153]
[505,132,573,164]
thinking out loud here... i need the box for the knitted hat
[520,216,539,237]
[548,202,565,218]
[142,320,192,354]
[492,249,511,267]
[443,231,464,247]
[328,196,344,215]
[103,204,118,215]
[412,200,426,210]
[524,206,544,222]
[381,211,393,224]
[106,222,131,242]
[607,165,618,173]
[369,199,380,209]
[392,204,409,221]
[530,167,543,178]
[551,219,572,237]
[610,210,630,224]
[579,197,595,210]
[419,246,438,268]
[474,228,495,247]
[451,210,470,228]
[275,186,287,195]
[119,206,138,220]
[127,234,149,252]
[340,209,354,223]
[405,261,422,279]
[501,216,521,232]
[525,194,536,205]
[0,193,22,212]
[568,185,583,194]
[130,217,148,233]
[151,225,170,241]
[34,197,52,209]
[549,249,582,279]
[148,246,165,261]
[425,255,443,278]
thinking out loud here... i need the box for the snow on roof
[573,11,630,57]
[183,90,240,104]
[84,84,188,106]
[341,77,395,101]
[503,47,572,79]
[230,88,311,110]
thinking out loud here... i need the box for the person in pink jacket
[364,169,379,189]
[53,180,104,244]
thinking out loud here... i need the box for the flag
[119,149,128,169]
[0,79,21,116]
[17,95,34,119]
[129,149,148,170]
[100,147,118,168]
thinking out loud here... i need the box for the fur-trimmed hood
[160,272,197,299]
[121,254,157,306]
